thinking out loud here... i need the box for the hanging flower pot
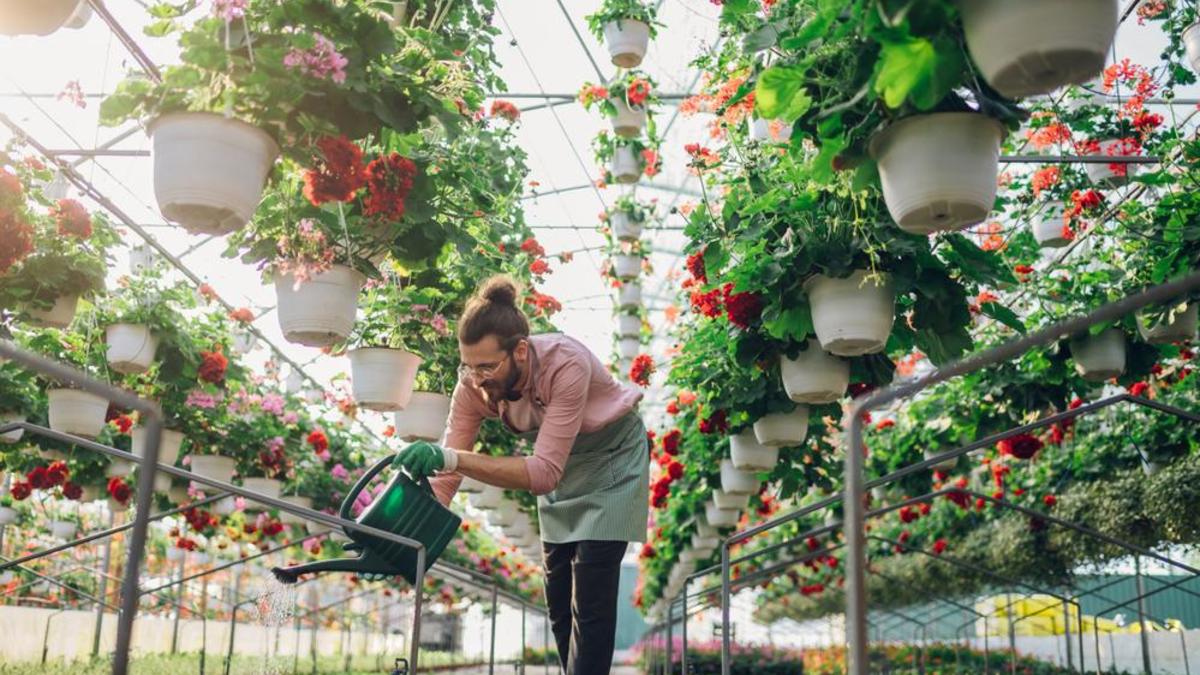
[805,270,896,357]
[348,348,423,412]
[0,412,24,443]
[1069,328,1126,381]
[47,389,108,438]
[105,460,134,478]
[213,496,239,516]
[610,98,647,138]
[616,313,642,338]
[0,0,89,36]
[231,329,257,355]
[187,454,237,486]
[277,496,313,526]
[609,146,642,184]
[1186,23,1200,74]
[610,211,643,241]
[105,323,160,375]
[1031,205,1072,248]
[488,500,519,528]
[712,488,749,511]
[613,254,642,280]
[753,406,810,447]
[128,244,159,274]
[26,295,79,329]
[241,477,282,512]
[870,113,1005,235]
[167,485,189,505]
[729,431,779,472]
[719,459,758,495]
[749,117,793,143]
[275,264,365,347]
[0,506,17,525]
[618,282,642,309]
[691,534,718,554]
[49,520,78,540]
[148,112,280,236]
[617,337,641,359]
[780,340,850,404]
[468,485,503,511]
[393,391,451,442]
[602,19,650,68]
[130,427,183,489]
[924,449,959,472]
[958,0,1118,98]
[704,501,740,528]
[458,475,487,495]
[1137,303,1198,344]
[1084,138,1139,187]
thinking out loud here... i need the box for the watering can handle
[340,454,396,522]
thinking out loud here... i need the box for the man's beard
[483,362,523,402]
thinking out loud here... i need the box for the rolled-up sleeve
[525,361,591,495]
[430,381,486,505]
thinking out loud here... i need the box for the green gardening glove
[392,441,458,479]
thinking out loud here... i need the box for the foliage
[585,0,661,40]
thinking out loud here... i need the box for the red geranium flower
[307,429,329,454]
[1043,494,1057,507]
[10,481,31,501]
[685,249,707,283]
[698,409,728,435]
[519,237,545,257]
[363,153,418,222]
[874,419,895,431]
[997,433,1043,460]
[932,539,948,555]
[107,477,132,506]
[626,79,651,106]
[45,460,69,487]
[198,346,228,385]
[51,199,92,238]
[0,168,23,208]
[27,466,50,490]
[661,429,681,456]
[489,100,521,123]
[0,209,34,274]
[629,354,654,387]
[666,460,683,481]
[1129,381,1150,397]
[112,414,134,434]
[724,286,763,328]
[303,135,367,206]
[529,258,552,276]
[61,481,82,501]
[689,288,724,318]
[228,307,255,323]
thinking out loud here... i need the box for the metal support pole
[719,542,731,675]
[521,601,527,675]
[1062,598,1074,672]
[666,601,674,674]
[1007,592,1017,675]
[92,508,117,656]
[681,578,689,675]
[544,608,551,674]
[489,584,499,675]
[171,556,186,654]
[1135,556,1152,675]
[411,546,426,673]
[309,586,319,675]
[223,569,242,675]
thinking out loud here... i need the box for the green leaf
[755,65,813,123]
[763,304,813,343]
[873,37,963,110]
[981,302,1025,334]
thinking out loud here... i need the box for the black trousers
[542,539,628,675]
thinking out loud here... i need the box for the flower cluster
[303,135,367,206]
[0,208,34,274]
[525,290,562,317]
[997,433,1043,460]
[577,84,610,107]
[629,354,654,387]
[683,143,720,174]
[198,346,228,385]
[698,409,728,435]
[689,283,762,328]
[51,199,92,238]
[276,218,336,285]
[363,153,418,221]
[283,33,349,84]
[489,100,521,123]
[107,476,132,505]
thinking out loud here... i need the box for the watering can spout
[271,555,400,585]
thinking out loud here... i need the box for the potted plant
[1030,203,1073,249]
[579,72,658,139]
[719,458,758,495]
[616,312,643,339]
[704,499,740,528]
[1069,328,1127,382]
[20,330,111,439]
[752,405,809,447]
[780,340,851,404]
[593,131,659,185]
[0,363,36,444]
[804,269,896,357]
[728,429,779,472]
[0,0,90,36]
[1137,302,1197,345]
[603,194,653,241]
[585,0,660,68]
[617,280,642,308]
[94,271,194,376]
[394,391,452,443]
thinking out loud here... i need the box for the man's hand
[392,441,458,479]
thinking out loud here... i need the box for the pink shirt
[430,333,642,502]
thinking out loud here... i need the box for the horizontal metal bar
[138,533,326,597]
[0,554,119,611]
[45,149,150,157]
[493,92,695,100]
[1001,155,1159,164]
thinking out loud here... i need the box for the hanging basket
[1186,22,1200,75]
[1084,138,1139,187]
[241,477,282,512]
[610,211,643,241]
[149,112,279,236]
[780,339,850,404]
[616,313,642,339]
[1137,303,1198,344]
[105,460,134,478]
[0,412,24,444]
[613,254,642,280]
[602,19,650,68]
[609,146,642,184]
[131,428,184,489]
[0,0,88,36]
[958,0,1118,98]
[279,495,313,526]
[393,391,451,442]
[729,431,779,472]
[712,488,749,511]
[704,501,740,528]
[275,264,365,347]
[0,506,17,526]
[805,270,896,357]
[753,407,810,447]
[610,98,647,139]
[47,388,109,438]
[49,520,78,541]
[1031,205,1072,248]
[719,459,758,495]
[1069,328,1127,382]
[870,112,1004,235]
[617,282,642,309]
[105,323,160,375]
[924,449,959,472]
[617,337,641,359]
[349,347,423,412]
[26,295,79,329]
[187,454,237,486]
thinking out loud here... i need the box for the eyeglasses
[457,352,512,385]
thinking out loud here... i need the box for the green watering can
[271,454,461,585]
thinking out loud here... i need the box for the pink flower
[57,80,86,109]
[331,463,349,481]
[314,447,331,463]
[185,390,222,409]
[282,411,299,425]
[260,394,285,416]
[283,33,349,84]
[211,0,247,20]
[429,314,449,337]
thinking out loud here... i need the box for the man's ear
[513,338,529,363]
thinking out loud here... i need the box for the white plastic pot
[50,520,77,541]
[749,117,793,143]
[231,329,257,355]
[47,389,108,438]
[925,449,959,472]
[610,211,643,241]
[618,282,642,309]
[617,337,641,359]
[148,112,279,235]
[187,455,236,485]
[488,500,519,528]
[275,264,364,347]
[704,501,740,528]
[805,270,896,357]
[349,347,423,412]
[870,113,1004,234]
[609,146,641,184]
[958,0,1118,99]
[167,486,189,505]
[241,477,282,511]
[105,323,160,375]
[1070,328,1127,382]
[105,460,133,478]
[458,475,487,494]
[1185,23,1200,75]
[1137,303,1198,344]
[393,392,451,442]
[780,340,850,404]
[691,534,718,554]
[279,496,313,526]
[753,407,810,447]
[613,254,642,280]
[26,295,79,329]
[129,244,158,274]
[0,0,87,36]
[213,496,238,516]
[0,506,17,525]
[0,412,24,443]
[468,485,503,511]
[1084,138,1139,187]
[729,431,779,472]
[602,19,650,68]
[0,570,11,584]
[610,98,647,139]
[617,313,642,338]
[712,488,749,511]
[719,459,759,495]
[1032,205,1071,248]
